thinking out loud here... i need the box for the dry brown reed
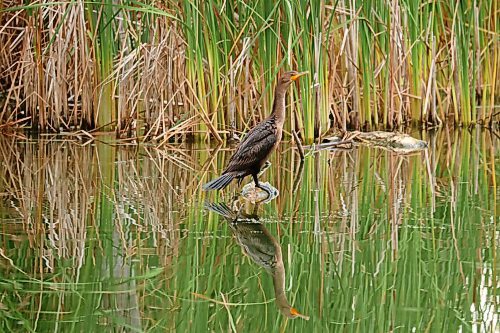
[1,2,98,131]
[0,1,498,140]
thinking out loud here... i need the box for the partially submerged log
[320,131,427,153]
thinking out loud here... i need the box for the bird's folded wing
[225,121,277,172]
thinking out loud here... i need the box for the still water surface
[0,129,498,332]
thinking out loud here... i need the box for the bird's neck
[270,86,287,126]
[271,249,292,314]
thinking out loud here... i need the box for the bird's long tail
[204,202,236,220]
[203,172,236,191]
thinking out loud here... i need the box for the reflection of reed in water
[205,202,309,320]
[0,137,94,271]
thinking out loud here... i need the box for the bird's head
[280,305,310,320]
[278,70,308,88]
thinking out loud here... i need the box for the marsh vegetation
[0,1,498,331]
[1,1,499,140]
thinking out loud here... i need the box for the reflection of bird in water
[205,202,309,320]
[203,71,307,195]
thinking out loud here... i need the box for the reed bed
[0,129,497,331]
[0,1,498,140]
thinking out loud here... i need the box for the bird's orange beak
[290,71,308,81]
[290,307,310,320]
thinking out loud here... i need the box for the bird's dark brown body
[222,112,281,181]
[203,71,307,192]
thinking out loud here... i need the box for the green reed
[1,1,499,136]
[93,0,116,130]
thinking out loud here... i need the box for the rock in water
[241,182,279,204]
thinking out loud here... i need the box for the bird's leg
[258,161,271,176]
[252,174,271,198]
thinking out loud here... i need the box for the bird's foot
[256,184,271,196]
[241,182,279,204]
[257,183,279,204]
[255,188,271,203]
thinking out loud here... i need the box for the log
[321,131,427,153]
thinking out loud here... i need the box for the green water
[0,130,498,332]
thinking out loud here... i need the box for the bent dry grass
[0,128,498,332]
[0,1,498,140]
